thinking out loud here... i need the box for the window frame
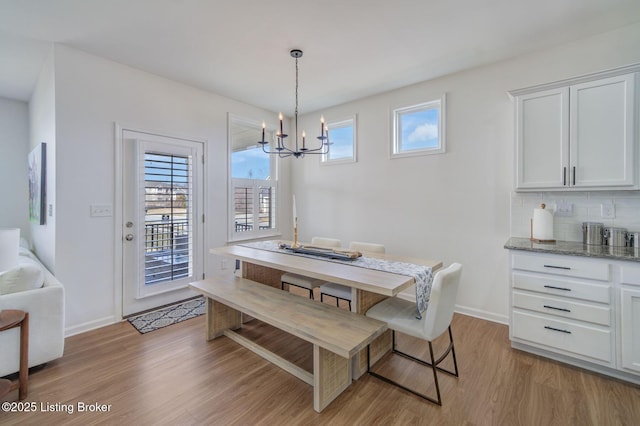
[390,95,446,159]
[227,114,280,242]
[321,114,357,165]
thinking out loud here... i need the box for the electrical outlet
[601,203,616,219]
[556,202,573,217]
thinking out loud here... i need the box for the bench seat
[189,274,387,412]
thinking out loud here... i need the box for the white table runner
[240,241,433,319]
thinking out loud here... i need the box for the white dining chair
[320,242,386,310]
[280,237,342,299]
[365,262,462,406]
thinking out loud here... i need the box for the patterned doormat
[127,297,205,334]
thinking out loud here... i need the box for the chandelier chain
[295,56,299,149]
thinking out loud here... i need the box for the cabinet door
[516,88,569,189]
[620,288,640,373]
[570,73,636,188]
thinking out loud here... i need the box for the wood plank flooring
[1,312,639,425]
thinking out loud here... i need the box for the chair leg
[367,327,458,406]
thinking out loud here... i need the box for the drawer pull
[544,325,571,334]
[543,264,571,270]
[543,305,571,313]
[544,285,572,292]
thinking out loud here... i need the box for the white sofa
[0,248,65,377]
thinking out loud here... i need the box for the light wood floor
[1,311,639,425]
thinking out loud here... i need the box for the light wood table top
[211,243,442,297]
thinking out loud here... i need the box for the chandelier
[259,49,329,158]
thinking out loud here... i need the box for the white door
[121,130,204,316]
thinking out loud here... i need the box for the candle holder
[292,218,300,248]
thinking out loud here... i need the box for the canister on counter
[582,222,604,245]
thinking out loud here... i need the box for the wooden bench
[189,274,387,412]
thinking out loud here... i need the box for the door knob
[125,234,134,241]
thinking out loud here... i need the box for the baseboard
[396,291,509,325]
[454,305,509,325]
[64,315,119,337]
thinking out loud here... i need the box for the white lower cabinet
[509,250,640,384]
[620,263,640,374]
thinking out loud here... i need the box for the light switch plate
[601,203,615,219]
[90,204,113,217]
[556,201,573,217]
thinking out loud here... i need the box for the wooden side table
[0,310,29,400]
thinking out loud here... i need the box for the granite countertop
[504,237,640,263]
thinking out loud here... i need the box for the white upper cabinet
[516,87,569,189]
[512,68,638,191]
[570,74,635,188]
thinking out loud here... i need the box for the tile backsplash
[510,191,640,242]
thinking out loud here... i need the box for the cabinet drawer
[512,290,610,326]
[620,263,640,287]
[512,253,610,281]
[512,310,612,363]
[512,272,610,304]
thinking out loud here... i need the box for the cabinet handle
[563,167,567,186]
[544,285,572,292]
[543,264,571,270]
[544,325,571,334]
[572,166,576,185]
[543,305,571,313]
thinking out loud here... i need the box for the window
[143,152,193,286]
[321,115,357,164]
[391,95,446,158]
[229,115,278,241]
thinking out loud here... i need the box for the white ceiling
[1,0,639,114]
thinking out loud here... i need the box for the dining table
[211,241,443,378]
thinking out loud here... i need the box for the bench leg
[313,345,351,412]
[205,297,241,340]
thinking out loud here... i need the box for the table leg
[354,290,391,378]
[18,313,28,400]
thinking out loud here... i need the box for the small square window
[322,115,357,164]
[391,96,446,158]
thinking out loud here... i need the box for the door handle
[125,234,134,241]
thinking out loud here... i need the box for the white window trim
[321,114,357,165]
[390,94,446,159]
[227,113,280,243]
[228,178,279,242]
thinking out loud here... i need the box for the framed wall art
[28,143,47,225]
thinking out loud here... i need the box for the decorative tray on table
[278,243,362,261]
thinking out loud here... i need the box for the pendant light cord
[294,56,299,149]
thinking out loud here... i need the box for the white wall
[0,97,30,237]
[293,22,640,323]
[47,45,287,335]
[29,48,56,270]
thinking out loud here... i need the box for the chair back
[423,263,462,340]
[349,242,385,254]
[311,237,341,248]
